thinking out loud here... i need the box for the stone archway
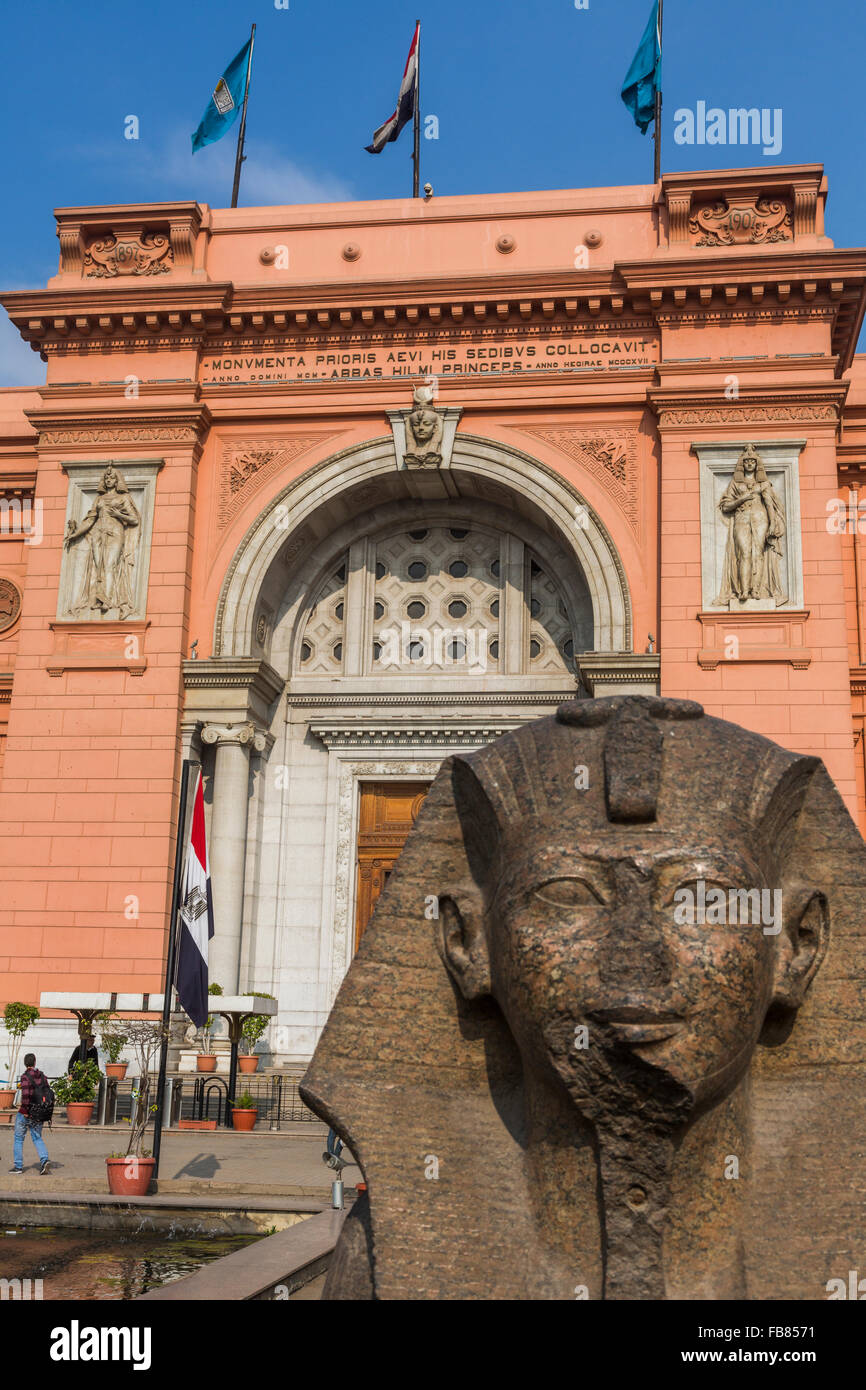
[214,433,632,660]
[190,433,642,1014]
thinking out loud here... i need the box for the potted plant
[238,992,275,1073]
[105,1017,166,1196]
[196,1015,216,1072]
[230,1092,258,1131]
[1,1002,40,1113]
[196,983,223,1072]
[53,1059,100,1126]
[97,1013,129,1080]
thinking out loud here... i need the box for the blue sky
[1,0,864,383]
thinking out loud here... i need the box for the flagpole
[231,22,256,209]
[412,21,421,198]
[653,0,663,183]
[151,758,194,1182]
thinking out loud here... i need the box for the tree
[3,1003,40,1086]
[241,993,276,1056]
[103,1017,166,1158]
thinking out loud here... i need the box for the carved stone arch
[214,433,632,659]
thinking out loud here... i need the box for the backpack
[27,1072,55,1127]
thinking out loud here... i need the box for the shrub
[241,992,276,1056]
[54,1060,101,1105]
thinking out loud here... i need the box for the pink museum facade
[1,161,866,1069]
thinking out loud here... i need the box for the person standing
[9,1052,50,1175]
[67,1034,98,1075]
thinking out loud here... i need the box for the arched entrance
[187,434,643,1065]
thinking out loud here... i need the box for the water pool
[0,1226,263,1300]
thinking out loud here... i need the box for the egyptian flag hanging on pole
[175,770,214,1028]
[365,22,419,153]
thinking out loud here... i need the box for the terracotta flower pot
[231,1108,257,1131]
[177,1118,217,1131]
[66,1102,94,1126]
[238,1055,259,1074]
[105,1063,128,1080]
[196,1054,217,1073]
[106,1156,156,1197]
[0,1088,14,1111]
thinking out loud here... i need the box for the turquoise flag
[621,1,661,134]
[191,39,251,154]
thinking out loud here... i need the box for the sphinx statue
[301,696,866,1299]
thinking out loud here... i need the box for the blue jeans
[13,1112,48,1168]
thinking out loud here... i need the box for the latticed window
[296,520,587,678]
[298,563,347,674]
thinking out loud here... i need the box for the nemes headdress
[301,698,866,1299]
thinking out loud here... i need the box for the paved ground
[0,1120,353,1200]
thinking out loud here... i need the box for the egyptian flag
[175,770,214,1028]
[365,23,419,153]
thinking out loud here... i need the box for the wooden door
[354,781,429,949]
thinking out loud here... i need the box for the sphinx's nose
[596,882,674,991]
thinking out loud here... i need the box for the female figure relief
[64,465,141,619]
[715,444,786,605]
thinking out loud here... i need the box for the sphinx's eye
[533,877,604,908]
[664,879,735,926]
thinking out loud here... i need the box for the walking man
[9,1052,50,1175]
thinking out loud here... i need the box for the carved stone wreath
[0,578,22,633]
[84,232,173,277]
[688,197,793,247]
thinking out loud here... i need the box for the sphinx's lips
[586,1005,686,1044]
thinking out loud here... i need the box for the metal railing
[98,1073,320,1128]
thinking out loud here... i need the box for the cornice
[37,381,200,403]
[577,654,660,691]
[657,353,839,378]
[618,248,866,289]
[183,657,285,706]
[287,691,576,710]
[851,667,866,698]
[0,469,37,491]
[7,249,865,365]
[24,402,213,449]
[649,383,847,430]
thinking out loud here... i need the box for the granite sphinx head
[436,696,828,1118]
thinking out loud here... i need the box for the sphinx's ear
[437,888,490,1000]
[771,883,829,1012]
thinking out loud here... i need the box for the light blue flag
[621,1,661,134]
[191,39,251,154]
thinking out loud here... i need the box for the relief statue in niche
[715,443,786,606]
[64,465,141,619]
[404,384,444,467]
[302,696,864,1300]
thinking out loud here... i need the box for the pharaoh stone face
[411,409,437,443]
[486,819,780,1111]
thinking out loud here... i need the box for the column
[201,721,265,992]
[500,534,527,675]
